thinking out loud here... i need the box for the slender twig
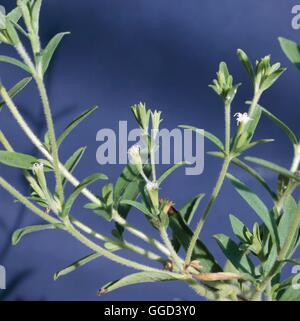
[185,101,232,266]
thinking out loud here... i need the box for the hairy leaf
[62,173,108,218]
[0,151,37,169]
[57,106,98,147]
[12,224,59,245]
[98,271,184,295]
[42,32,70,74]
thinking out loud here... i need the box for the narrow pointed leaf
[229,214,250,243]
[157,162,187,185]
[213,234,256,277]
[98,271,184,295]
[237,49,254,82]
[54,252,101,280]
[227,173,280,250]
[180,193,205,225]
[179,125,224,151]
[113,164,151,236]
[0,151,37,169]
[7,7,22,23]
[120,200,153,217]
[57,106,98,147]
[169,210,221,273]
[260,105,298,145]
[244,156,300,182]
[279,37,300,70]
[42,32,70,74]
[61,147,86,187]
[171,194,205,252]
[0,77,32,109]
[0,55,30,72]
[232,158,277,200]
[12,224,58,245]
[62,173,108,218]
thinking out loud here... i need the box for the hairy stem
[185,101,232,266]
[15,41,64,204]
[159,225,183,270]
[0,175,169,273]
[35,75,64,204]
[70,217,165,264]
[0,86,171,256]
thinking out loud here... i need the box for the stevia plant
[0,0,299,301]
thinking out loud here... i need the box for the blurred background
[0,0,300,300]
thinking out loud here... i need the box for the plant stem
[184,101,232,266]
[0,176,60,226]
[15,41,64,205]
[0,174,170,273]
[291,143,300,173]
[70,217,165,264]
[184,157,230,265]
[159,225,183,270]
[254,197,300,297]
[35,75,64,205]
[65,218,179,274]
[113,211,170,257]
[0,85,171,259]
[225,102,231,155]
[0,130,13,151]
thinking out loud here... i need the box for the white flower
[234,112,252,125]
[146,181,159,191]
[128,144,141,159]
[32,163,44,175]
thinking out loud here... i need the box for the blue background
[0,0,300,300]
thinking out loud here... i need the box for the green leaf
[0,77,32,110]
[260,105,298,146]
[0,55,31,73]
[171,194,205,252]
[232,158,277,200]
[227,173,280,250]
[242,102,262,143]
[278,285,300,301]
[0,151,37,169]
[169,210,221,273]
[213,234,256,277]
[120,200,153,217]
[279,37,300,70]
[62,173,108,218]
[42,32,70,74]
[237,139,274,153]
[284,258,300,265]
[260,68,286,92]
[229,214,251,244]
[57,106,98,147]
[237,49,254,82]
[113,164,151,236]
[179,125,224,151]
[180,193,205,225]
[0,6,6,30]
[54,252,101,280]
[98,271,184,295]
[277,196,300,257]
[12,224,58,245]
[61,147,86,187]
[244,156,300,182]
[31,0,42,34]
[157,162,187,185]
[6,7,22,24]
